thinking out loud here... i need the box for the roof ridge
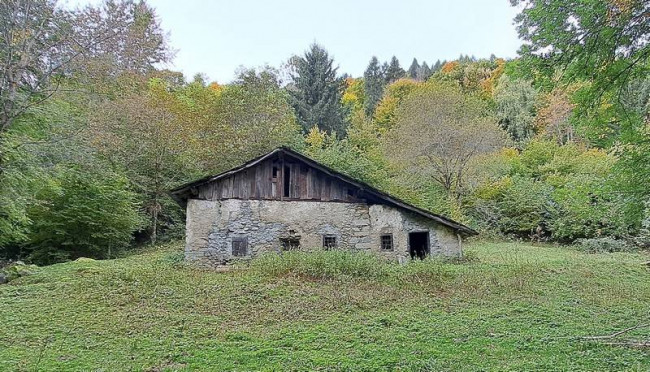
[170,146,478,236]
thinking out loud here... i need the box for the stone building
[171,147,477,266]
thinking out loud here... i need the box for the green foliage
[384,56,405,83]
[407,58,420,79]
[385,81,506,200]
[470,176,552,237]
[373,78,421,131]
[288,44,347,135]
[470,139,627,242]
[494,74,538,144]
[512,0,648,99]
[363,56,385,117]
[24,166,141,265]
[574,237,636,254]
[511,0,650,232]
[304,121,389,189]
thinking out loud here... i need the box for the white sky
[65,0,523,84]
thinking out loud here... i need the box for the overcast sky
[66,0,523,84]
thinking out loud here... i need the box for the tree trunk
[151,207,158,245]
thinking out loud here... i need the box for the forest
[1,0,649,265]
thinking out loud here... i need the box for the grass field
[1,241,649,371]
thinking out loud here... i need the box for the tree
[0,96,141,261]
[0,0,169,136]
[384,82,507,201]
[373,78,421,131]
[511,0,649,98]
[341,77,365,115]
[384,56,405,83]
[0,0,76,134]
[288,44,346,135]
[207,67,302,170]
[432,60,445,73]
[73,0,171,78]
[407,58,420,79]
[363,56,385,117]
[534,86,579,144]
[511,0,650,232]
[494,74,538,144]
[89,79,202,244]
[24,165,141,264]
[417,61,431,81]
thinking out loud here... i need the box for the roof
[170,147,478,236]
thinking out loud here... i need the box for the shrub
[574,237,635,253]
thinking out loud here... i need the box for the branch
[582,323,650,340]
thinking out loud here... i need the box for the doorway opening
[408,231,429,260]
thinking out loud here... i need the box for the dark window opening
[347,188,354,197]
[283,165,291,197]
[380,234,393,251]
[272,166,278,178]
[408,231,429,260]
[323,235,337,249]
[232,237,248,257]
[280,237,300,251]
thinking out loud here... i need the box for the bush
[574,237,635,253]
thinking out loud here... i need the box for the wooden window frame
[380,234,393,251]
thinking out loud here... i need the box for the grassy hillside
[1,242,649,371]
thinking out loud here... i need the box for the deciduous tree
[385,82,507,201]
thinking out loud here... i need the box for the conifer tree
[417,61,431,81]
[381,61,389,76]
[288,44,346,135]
[363,56,385,117]
[432,59,443,73]
[407,58,420,79]
[384,56,405,83]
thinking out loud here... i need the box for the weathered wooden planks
[195,155,362,203]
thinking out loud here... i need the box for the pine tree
[432,59,443,73]
[363,56,385,117]
[407,58,420,79]
[381,61,389,76]
[288,44,346,135]
[417,61,431,81]
[384,56,405,83]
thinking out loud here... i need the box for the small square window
[280,237,300,251]
[232,237,248,257]
[380,234,393,251]
[323,235,337,249]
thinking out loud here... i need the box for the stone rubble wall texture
[185,199,461,266]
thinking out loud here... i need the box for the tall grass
[246,250,456,289]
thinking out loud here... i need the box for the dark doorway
[408,231,429,260]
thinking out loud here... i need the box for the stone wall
[185,199,461,266]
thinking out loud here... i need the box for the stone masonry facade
[185,199,461,266]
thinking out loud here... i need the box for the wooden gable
[195,152,366,203]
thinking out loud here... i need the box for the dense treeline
[0,0,648,264]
